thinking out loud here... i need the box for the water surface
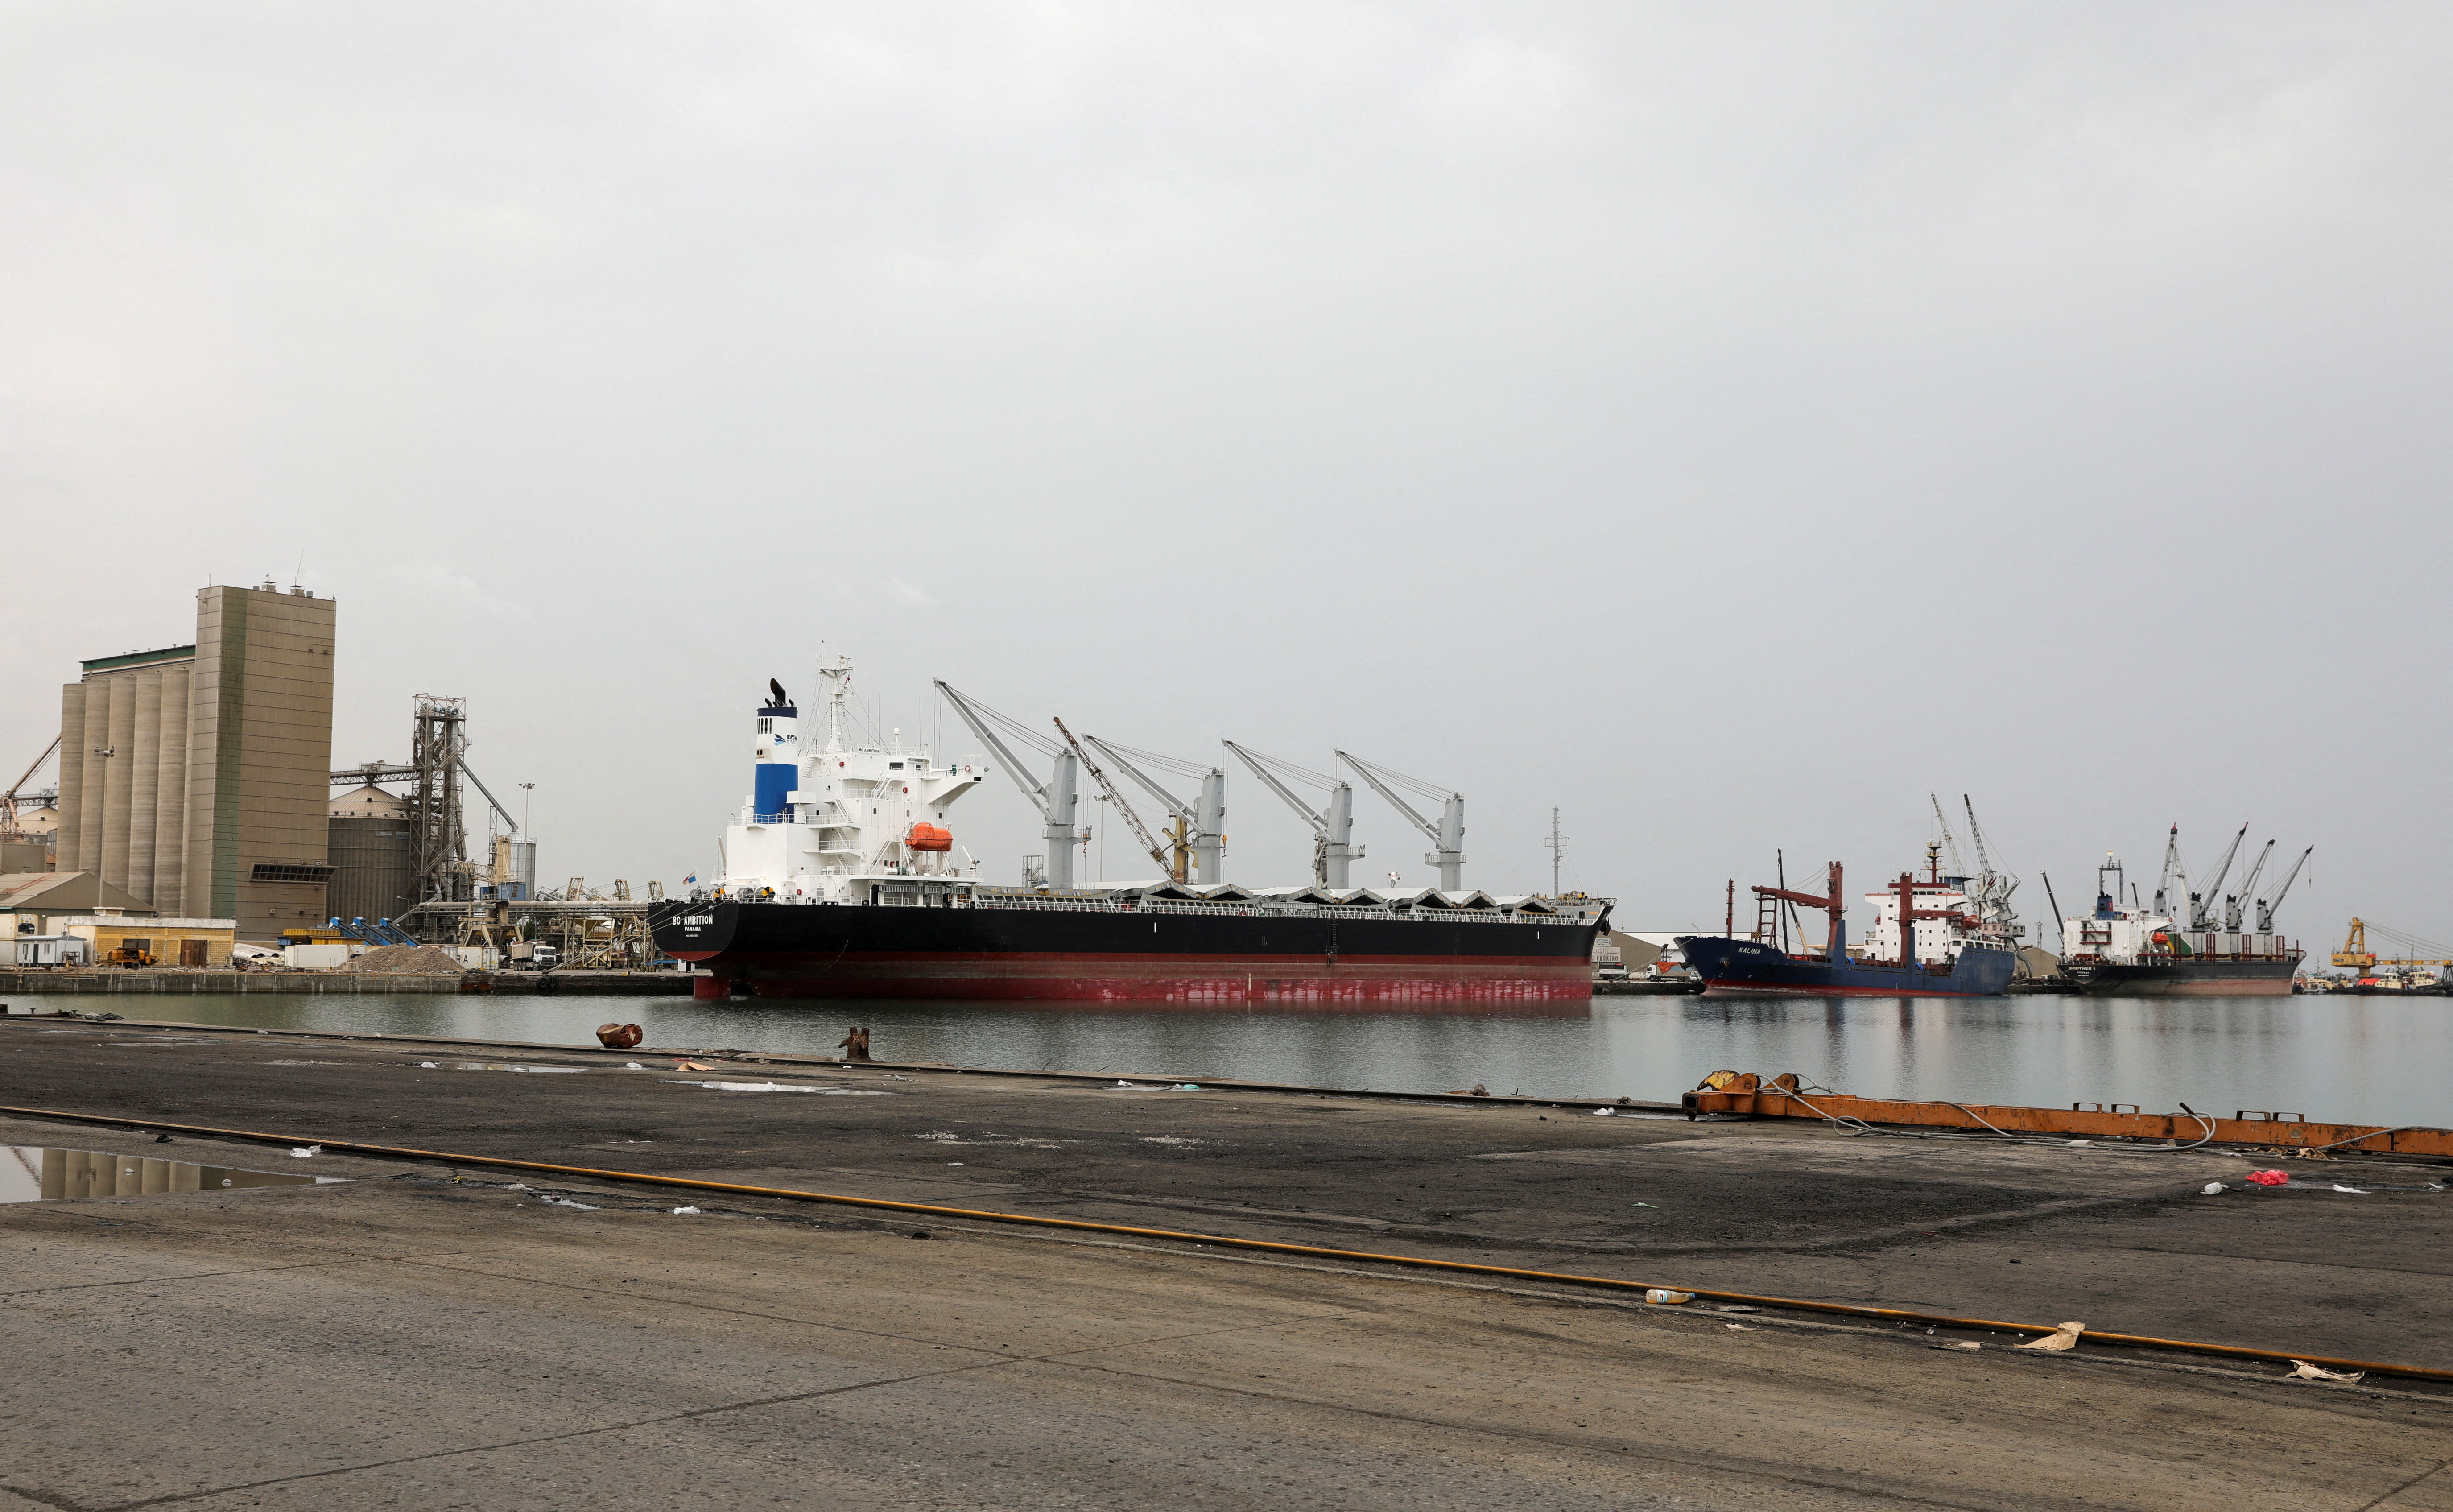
[53,992,2451,1128]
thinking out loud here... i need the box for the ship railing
[968,895,1554,924]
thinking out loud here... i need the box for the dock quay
[0,967,697,996]
[1,1014,2448,1509]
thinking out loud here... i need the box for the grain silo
[327,784,416,928]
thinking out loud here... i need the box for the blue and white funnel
[752,701,800,820]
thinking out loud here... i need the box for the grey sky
[4,3,2445,940]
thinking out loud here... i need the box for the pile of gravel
[338,944,467,975]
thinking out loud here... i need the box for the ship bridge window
[889,761,904,770]
[757,718,772,734]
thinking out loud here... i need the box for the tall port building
[52,584,337,941]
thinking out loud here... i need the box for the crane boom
[2152,824,2186,914]
[2256,846,2312,933]
[2224,839,2275,930]
[0,735,62,841]
[934,680,1080,889]
[2190,823,2248,929]
[1337,751,1464,889]
[1084,737,1213,885]
[1929,795,1966,876]
[1222,740,1362,887]
[1055,718,1176,881]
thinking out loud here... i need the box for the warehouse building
[53,584,337,942]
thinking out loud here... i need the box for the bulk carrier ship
[648,658,1606,1003]
[2056,826,2309,996]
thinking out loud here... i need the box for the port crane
[1053,718,1178,883]
[1222,741,1363,888]
[934,681,1083,891]
[0,735,60,842]
[1082,736,1226,884]
[1336,752,1464,890]
[2331,916,2453,972]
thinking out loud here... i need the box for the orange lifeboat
[906,822,953,852]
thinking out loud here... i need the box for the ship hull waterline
[655,900,1601,1006]
[1677,935,2019,999]
[2062,957,2302,997]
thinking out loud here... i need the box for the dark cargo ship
[653,888,1602,1003]
[652,662,1605,1004]
[2056,831,2308,997]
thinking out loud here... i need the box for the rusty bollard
[838,1025,872,1062]
[596,1022,644,1049]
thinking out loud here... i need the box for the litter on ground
[289,1145,320,1158]
[670,1206,701,1215]
[2288,1360,2366,1384]
[2246,1169,2291,1186]
[2201,1182,2226,1194]
[2016,1322,2085,1352]
[1644,1289,1693,1305]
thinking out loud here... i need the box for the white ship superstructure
[719,657,990,905]
[1856,859,2010,965]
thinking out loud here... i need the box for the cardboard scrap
[2015,1322,2085,1352]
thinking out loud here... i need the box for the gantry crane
[934,681,1082,890]
[1083,736,1226,884]
[1336,751,1463,890]
[1222,741,1363,888]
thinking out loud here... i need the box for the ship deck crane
[934,681,1082,890]
[1337,751,1464,890]
[2189,822,2249,929]
[1053,718,1176,883]
[1083,737,1225,884]
[1929,796,1967,878]
[2152,824,2187,916]
[1,735,61,842]
[1222,741,1362,888]
[2222,840,2276,931]
[2256,846,2311,933]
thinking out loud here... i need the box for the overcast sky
[4,2,2446,943]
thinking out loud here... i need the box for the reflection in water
[0,1145,343,1203]
[65,992,2453,1128]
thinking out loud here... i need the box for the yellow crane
[2332,918,2453,971]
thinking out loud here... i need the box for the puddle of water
[0,1146,346,1203]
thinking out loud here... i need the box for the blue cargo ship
[1677,854,2018,998]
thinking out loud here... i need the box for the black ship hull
[651,898,1602,1006]
[2062,953,2302,996]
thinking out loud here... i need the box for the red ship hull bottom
[679,950,1594,1004]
